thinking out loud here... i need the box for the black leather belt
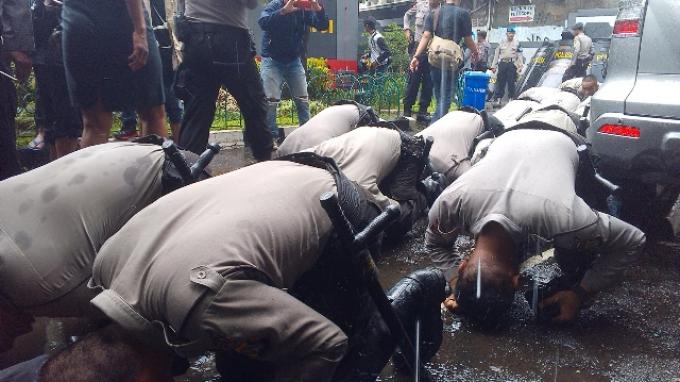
[187,21,247,35]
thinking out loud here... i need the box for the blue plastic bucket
[462,71,490,110]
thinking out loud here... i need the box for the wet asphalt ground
[178,147,680,382]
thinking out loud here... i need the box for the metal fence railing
[210,70,406,130]
[14,70,407,132]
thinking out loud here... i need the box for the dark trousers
[472,62,489,72]
[403,54,432,114]
[493,61,517,100]
[177,24,273,159]
[562,58,589,83]
[0,73,20,180]
[33,64,83,144]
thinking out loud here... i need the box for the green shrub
[382,23,410,74]
[359,23,411,74]
[306,57,332,99]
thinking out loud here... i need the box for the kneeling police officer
[41,127,444,381]
[0,138,216,355]
[276,101,378,158]
[426,111,645,324]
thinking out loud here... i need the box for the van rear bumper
[587,113,680,184]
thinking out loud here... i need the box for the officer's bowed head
[453,222,521,326]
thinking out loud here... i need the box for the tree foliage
[381,23,411,73]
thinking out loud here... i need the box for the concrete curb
[208,126,298,148]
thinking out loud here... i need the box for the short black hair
[454,260,515,326]
[572,22,584,31]
[38,326,146,382]
[364,17,377,30]
[477,30,487,39]
[583,74,598,83]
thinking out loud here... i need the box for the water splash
[531,279,539,316]
[476,257,482,299]
[553,347,560,382]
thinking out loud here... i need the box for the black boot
[403,105,412,117]
[332,268,446,382]
[416,112,431,123]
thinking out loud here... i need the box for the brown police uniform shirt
[403,0,433,42]
[519,87,581,113]
[491,38,522,68]
[416,111,485,185]
[276,104,362,158]
[560,77,583,93]
[493,99,540,129]
[91,128,403,336]
[515,106,579,136]
[474,106,578,164]
[0,143,165,312]
[426,130,645,292]
[91,161,338,335]
[308,126,402,209]
[538,90,581,113]
[518,86,562,103]
[573,33,593,61]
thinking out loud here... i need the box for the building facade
[360,0,619,42]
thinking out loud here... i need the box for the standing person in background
[473,30,491,72]
[490,26,523,106]
[409,0,478,124]
[115,2,184,141]
[0,0,33,180]
[363,17,391,75]
[175,0,274,160]
[402,0,437,120]
[562,22,593,82]
[62,0,167,147]
[31,0,82,159]
[258,0,328,144]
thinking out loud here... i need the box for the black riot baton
[190,143,221,180]
[422,135,434,160]
[467,115,506,160]
[576,144,620,195]
[320,192,423,380]
[162,140,192,184]
[162,140,221,184]
[422,136,434,175]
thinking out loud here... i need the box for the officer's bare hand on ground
[442,276,460,312]
[128,30,149,71]
[443,295,459,312]
[539,290,582,323]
